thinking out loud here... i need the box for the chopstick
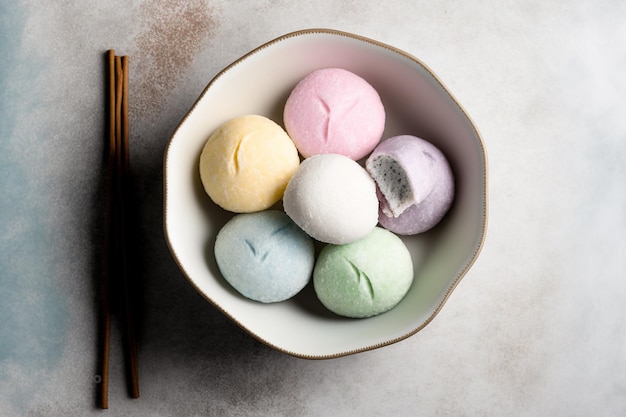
[100,49,139,409]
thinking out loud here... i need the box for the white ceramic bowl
[164,29,488,359]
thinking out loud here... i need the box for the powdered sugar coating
[283,154,379,244]
[214,211,315,303]
[283,68,385,160]
[199,115,300,213]
[313,227,414,318]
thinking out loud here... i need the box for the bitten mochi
[313,227,414,318]
[214,211,315,303]
[283,68,385,160]
[366,135,455,235]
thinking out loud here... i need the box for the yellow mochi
[199,115,300,213]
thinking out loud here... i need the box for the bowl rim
[163,28,489,359]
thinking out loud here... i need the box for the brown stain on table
[130,0,218,120]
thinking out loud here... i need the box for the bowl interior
[164,29,487,358]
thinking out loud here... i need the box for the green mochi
[313,227,414,318]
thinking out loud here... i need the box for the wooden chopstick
[119,54,140,399]
[100,48,115,410]
[100,49,139,409]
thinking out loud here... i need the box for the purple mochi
[365,135,455,235]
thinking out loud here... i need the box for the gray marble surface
[1,1,625,416]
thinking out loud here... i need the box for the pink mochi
[283,68,385,160]
[365,135,455,235]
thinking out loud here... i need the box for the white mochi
[283,154,379,245]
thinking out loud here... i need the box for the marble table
[1,1,624,415]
